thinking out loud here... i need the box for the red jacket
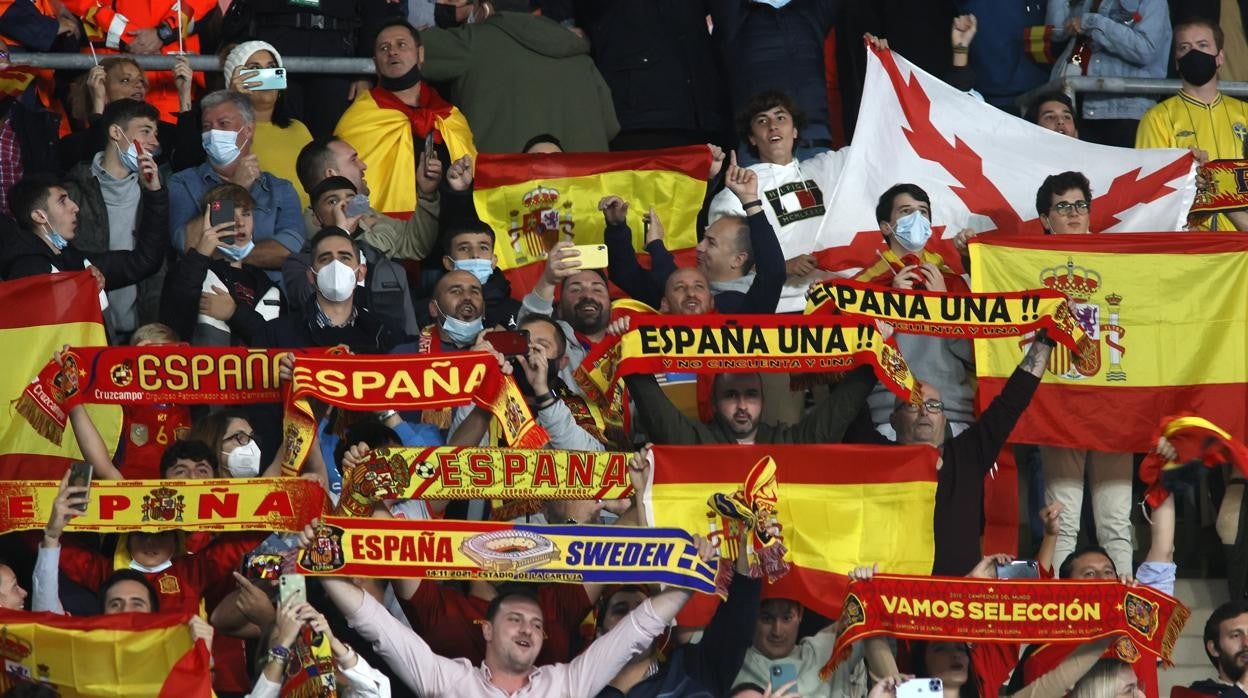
[59,532,265,616]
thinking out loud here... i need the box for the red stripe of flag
[972,233,1248,255]
[977,380,1248,452]
[474,146,711,189]
[0,272,101,330]
[651,444,938,485]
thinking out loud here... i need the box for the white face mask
[201,129,245,167]
[224,440,262,477]
[316,259,357,302]
[129,559,173,573]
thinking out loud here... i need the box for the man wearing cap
[280,175,420,337]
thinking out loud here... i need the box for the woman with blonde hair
[1067,658,1144,698]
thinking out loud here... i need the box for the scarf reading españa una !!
[580,313,920,404]
[14,346,291,445]
[804,279,1088,353]
[821,574,1189,680]
[282,352,548,475]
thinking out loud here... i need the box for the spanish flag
[0,610,212,697]
[972,234,1248,452]
[473,146,710,294]
[643,444,938,622]
[335,85,477,217]
[0,272,122,479]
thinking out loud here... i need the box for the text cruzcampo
[564,541,675,567]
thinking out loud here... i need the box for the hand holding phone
[423,132,436,165]
[209,199,237,244]
[569,244,609,269]
[897,678,943,697]
[484,329,530,357]
[278,573,306,607]
[67,462,93,513]
[249,67,287,91]
[996,560,1040,579]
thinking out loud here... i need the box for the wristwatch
[535,391,558,410]
[156,22,177,45]
[376,409,399,422]
[266,645,291,665]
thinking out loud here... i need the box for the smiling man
[314,530,712,697]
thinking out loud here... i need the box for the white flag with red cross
[812,46,1197,275]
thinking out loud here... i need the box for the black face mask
[377,63,422,92]
[1177,49,1218,87]
[433,3,463,29]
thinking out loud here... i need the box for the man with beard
[424,269,486,351]
[334,19,476,217]
[518,242,612,381]
[622,363,875,446]
[1189,602,1248,696]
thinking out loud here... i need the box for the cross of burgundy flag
[812,45,1197,275]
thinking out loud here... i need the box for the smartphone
[485,329,530,357]
[243,552,284,581]
[423,132,435,164]
[209,199,236,244]
[569,244,609,269]
[67,462,92,513]
[278,573,306,606]
[249,67,287,91]
[132,139,155,183]
[345,193,370,218]
[769,664,798,691]
[996,559,1041,579]
[897,678,944,697]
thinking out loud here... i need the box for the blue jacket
[1047,0,1171,121]
[709,0,840,145]
[954,0,1051,108]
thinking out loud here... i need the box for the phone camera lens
[930,679,941,692]
[771,667,781,677]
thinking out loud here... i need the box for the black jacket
[574,0,731,139]
[229,297,396,354]
[0,188,168,289]
[160,250,277,343]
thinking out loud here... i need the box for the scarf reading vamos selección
[821,574,1189,680]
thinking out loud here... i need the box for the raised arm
[67,405,124,481]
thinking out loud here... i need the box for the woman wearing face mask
[160,183,281,346]
[221,41,313,207]
[187,410,266,479]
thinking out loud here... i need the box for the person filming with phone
[222,40,314,209]
[162,183,280,346]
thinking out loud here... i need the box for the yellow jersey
[1136,91,1248,230]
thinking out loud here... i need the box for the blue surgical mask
[453,258,493,286]
[217,240,255,262]
[436,301,483,346]
[892,210,932,252]
[201,129,244,167]
[44,224,68,250]
[117,138,141,173]
[752,0,792,7]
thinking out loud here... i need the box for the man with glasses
[1031,170,1135,579]
[881,333,1054,576]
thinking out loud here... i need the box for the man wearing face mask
[219,227,397,354]
[169,90,304,286]
[423,269,486,352]
[2,168,166,299]
[62,98,168,343]
[853,183,976,440]
[429,221,520,328]
[294,136,443,259]
[164,184,281,346]
[281,176,421,338]
[1137,17,1248,231]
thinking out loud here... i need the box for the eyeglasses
[900,399,945,414]
[1052,200,1089,215]
[224,430,256,446]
